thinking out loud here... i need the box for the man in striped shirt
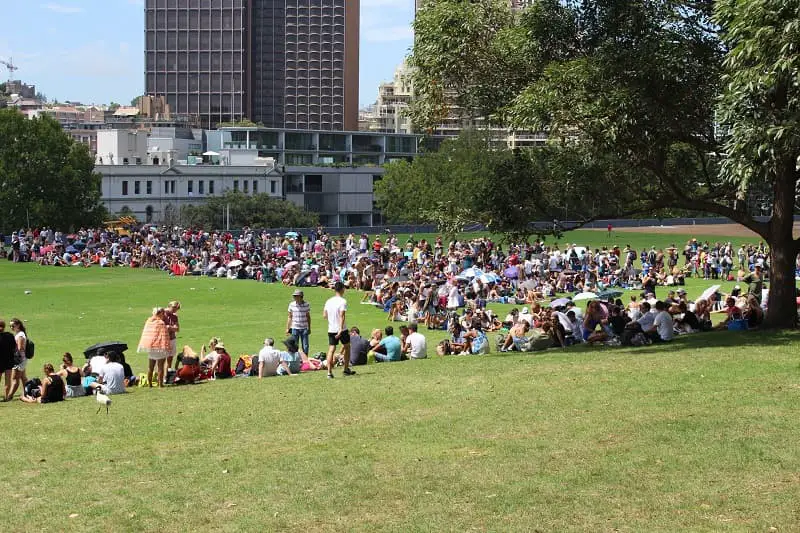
[286,290,311,355]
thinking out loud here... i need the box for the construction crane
[0,58,18,81]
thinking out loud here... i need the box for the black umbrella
[84,341,129,359]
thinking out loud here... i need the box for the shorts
[168,338,177,357]
[328,330,350,346]
[13,355,27,372]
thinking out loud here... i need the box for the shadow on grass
[488,328,800,358]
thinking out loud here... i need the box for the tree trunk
[762,162,799,329]
[763,234,798,329]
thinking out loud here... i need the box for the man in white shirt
[636,301,656,332]
[405,323,428,359]
[648,301,674,342]
[323,281,355,379]
[258,338,281,378]
[92,352,126,395]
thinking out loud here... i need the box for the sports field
[1,227,798,532]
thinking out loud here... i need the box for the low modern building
[206,126,419,166]
[95,125,420,227]
[98,163,382,227]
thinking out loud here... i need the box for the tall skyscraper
[144,0,359,131]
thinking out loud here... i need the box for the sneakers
[327,373,334,379]
[343,368,356,376]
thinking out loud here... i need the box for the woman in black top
[0,319,15,401]
[57,353,84,398]
[21,363,66,404]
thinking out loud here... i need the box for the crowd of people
[3,223,800,404]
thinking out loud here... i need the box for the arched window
[145,205,154,223]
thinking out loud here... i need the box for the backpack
[25,338,35,359]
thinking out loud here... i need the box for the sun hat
[215,342,225,350]
[292,289,304,297]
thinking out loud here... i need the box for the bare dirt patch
[594,223,800,239]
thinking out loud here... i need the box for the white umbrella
[460,267,483,279]
[573,292,599,302]
[203,151,220,156]
[699,284,721,302]
[227,259,243,268]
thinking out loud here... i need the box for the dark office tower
[145,0,358,131]
[144,0,249,128]
[250,0,359,131]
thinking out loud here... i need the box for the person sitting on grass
[645,301,674,343]
[258,338,281,378]
[371,325,402,362]
[210,341,233,379]
[500,321,530,352]
[277,337,303,376]
[57,352,84,398]
[674,302,701,334]
[174,345,202,384]
[743,294,764,329]
[714,296,743,330]
[21,363,66,404]
[88,351,127,395]
[582,301,609,344]
[348,327,370,366]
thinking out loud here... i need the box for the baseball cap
[292,289,304,297]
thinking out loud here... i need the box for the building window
[244,180,249,193]
[305,174,323,192]
[188,180,193,194]
[134,181,140,195]
[209,180,215,194]
[270,180,276,194]
[234,180,239,191]
[122,181,128,195]
[252,180,258,194]
[199,180,205,194]
[164,181,169,194]
[146,181,152,195]
[170,181,175,194]
[145,206,154,223]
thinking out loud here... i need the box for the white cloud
[42,3,84,13]
[363,26,414,43]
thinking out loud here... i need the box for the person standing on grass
[137,307,171,387]
[7,318,29,400]
[164,300,181,369]
[742,264,764,304]
[0,319,15,401]
[286,289,311,356]
[323,281,355,379]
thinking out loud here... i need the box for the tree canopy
[405,0,800,327]
[0,108,106,232]
[180,190,318,230]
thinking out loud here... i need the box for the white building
[96,130,148,166]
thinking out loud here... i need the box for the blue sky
[0,0,414,107]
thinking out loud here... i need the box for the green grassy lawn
[0,245,798,531]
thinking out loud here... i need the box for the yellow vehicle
[104,216,137,237]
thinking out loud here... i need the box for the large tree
[409,0,799,328]
[180,190,318,230]
[0,108,106,232]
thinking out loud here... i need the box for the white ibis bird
[95,390,112,414]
